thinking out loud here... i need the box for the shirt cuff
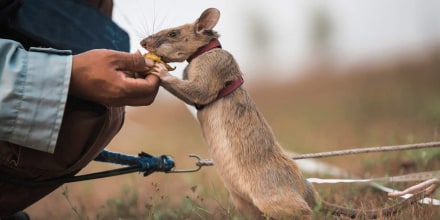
[11,47,72,153]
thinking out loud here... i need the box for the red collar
[195,76,244,110]
[187,39,222,63]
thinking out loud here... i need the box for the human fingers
[118,74,160,104]
[107,75,160,106]
[114,50,154,72]
[71,49,161,106]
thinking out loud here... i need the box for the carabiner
[167,154,204,173]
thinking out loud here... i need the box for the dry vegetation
[25,48,440,219]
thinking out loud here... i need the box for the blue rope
[94,150,175,176]
[0,150,175,185]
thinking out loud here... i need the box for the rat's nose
[140,38,148,49]
[140,38,152,50]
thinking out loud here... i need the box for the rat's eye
[168,30,179,38]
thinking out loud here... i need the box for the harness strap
[195,76,244,110]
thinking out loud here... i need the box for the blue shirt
[0,39,72,153]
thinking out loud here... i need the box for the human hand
[149,63,170,78]
[70,49,160,106]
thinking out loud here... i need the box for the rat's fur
[142,8,437,219]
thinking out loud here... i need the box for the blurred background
[114,0,440,80]
[26,0,440,219]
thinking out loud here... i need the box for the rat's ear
[195,8,220,33]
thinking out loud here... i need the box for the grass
[25,48,440,219]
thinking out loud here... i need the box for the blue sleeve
[0,39,72,153]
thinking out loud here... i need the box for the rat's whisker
[152,0,157,33]
[134,0,152,36]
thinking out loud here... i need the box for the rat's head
[141,8,220,63]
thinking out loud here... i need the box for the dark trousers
[0,97,124,216]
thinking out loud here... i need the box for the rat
[141,8,438,219]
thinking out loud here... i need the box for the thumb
[115,51,154,72]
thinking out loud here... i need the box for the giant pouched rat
[141,8,438,219]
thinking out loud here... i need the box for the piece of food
[144,52,176,71]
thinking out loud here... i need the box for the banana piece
[144,52,176,72]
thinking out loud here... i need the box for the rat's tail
[319,179,438,219]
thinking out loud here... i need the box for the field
[25,49,440,219]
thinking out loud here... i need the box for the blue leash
[94,150,175,177]
[0,150,175,185]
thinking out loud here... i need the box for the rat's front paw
[149,63,170,78]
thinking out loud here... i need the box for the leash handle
[94,150,175,175]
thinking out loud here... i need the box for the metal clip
[166,154,204,173]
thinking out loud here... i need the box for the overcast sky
[113,0,440,77]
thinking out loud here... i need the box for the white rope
[308,170,440,184]
[307,170,440,205]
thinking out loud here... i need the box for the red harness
[188,39,244,110]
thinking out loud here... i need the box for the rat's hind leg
[229,192,262,219]
[253,193,313,220]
